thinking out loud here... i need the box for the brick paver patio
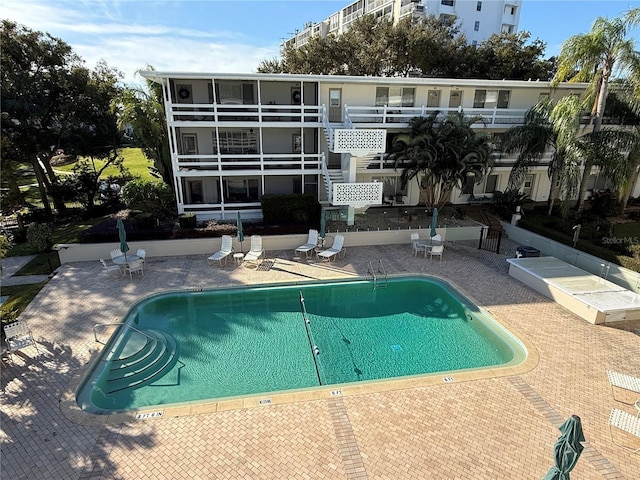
[2,239,639,479]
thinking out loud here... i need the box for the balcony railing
[344,105,529,127]
[170,103,323,124]
[175,153,324,173]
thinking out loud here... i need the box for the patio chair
[3,321,40,361]
[429,244,444,261]
[100,258,122,276]
[110,248,123,261]
[318,234,345,262]
[295,229,319,258]
[607,370,640,405]
[207,235,234,266]
[431,233,442,243]
[136,248,147,262]
[609,408,640,454]
[125,259,144,279]
[243,235,264,267]
[411,233,427,257]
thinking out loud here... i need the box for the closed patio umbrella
[430,207,438,238]
[543,415,585,480]
[117,219,130,260]
[319,208,326,240]
[236,212,244,253]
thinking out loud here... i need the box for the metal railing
[298,290,323,385]
[92,322,156,345]
[367,259,388,289]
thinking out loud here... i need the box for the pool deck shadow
[1,239,639,480]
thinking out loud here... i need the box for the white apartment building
[283,0,522,49]
[139,71,625,224]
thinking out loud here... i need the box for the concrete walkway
[1,255,52,287]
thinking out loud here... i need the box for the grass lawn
[0,282,48,325]
[55,147,154,179]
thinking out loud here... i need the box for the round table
[112,254,140,266]
[233,253,244,265]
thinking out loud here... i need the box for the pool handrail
[298,290,323,386]
[92,322,157,345]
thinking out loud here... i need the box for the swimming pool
[76,276,526,414]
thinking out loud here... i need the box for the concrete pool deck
[2,240,640,479]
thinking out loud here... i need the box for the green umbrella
[543,415,585,480]
[430,207,438,238]
[319,208,326,239]
[116,219,130,259]
[236,212,244,253]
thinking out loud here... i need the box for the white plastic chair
[318,234,345,261]
[100,258,122,276]
[431,233,442,243]
[429,244,444,261]
[411,233,427,257]
[125,259,144,279]
[243,235,264,267]
[136,249,147,262]
[3,321,40,361]
[295,229,319,258]
[207,235,234,265]
[110,248,123,260]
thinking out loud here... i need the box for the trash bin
[516,246,540,258]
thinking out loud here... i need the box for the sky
[1,0,639,85]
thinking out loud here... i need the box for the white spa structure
[139,71,634,225]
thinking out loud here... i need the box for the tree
[500,97,583,215]
[118,68,173,188]
[390,113,493,208]
[464,31,556,80]
[1,20,124,216]
[552,8,640,211]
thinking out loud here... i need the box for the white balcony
[169,103,323,125]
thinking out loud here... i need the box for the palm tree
[500,96,583,215]
[552,8,640,211]
[391,112,493,208]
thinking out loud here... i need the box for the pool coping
[60,274,540,426]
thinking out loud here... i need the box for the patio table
[112,255,141,274]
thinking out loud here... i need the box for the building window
[223,178,259,203]
[441,0,454,6]
[292,134,302,153]
[473,90,510,109]
[476,1,482,11]
[186,180,203,204]
[462,177,475,195]
[474,21,480,32]
[510,6,516,15]
[214,130,257,154]
[375,87,415,107]
[181,134,198,155]
[472,40,478,46]
[484,175,498,194]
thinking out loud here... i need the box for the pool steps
[103,329,178,394]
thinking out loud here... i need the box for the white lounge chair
[125,259,144,279]
[3,321,40,361]
[243,235,264,267]
[207,235,234,266]
[609,408,640,454]
[295,229,319,258]
[607,370,640,404]
[318,234,345,262]
[100,258,122,276]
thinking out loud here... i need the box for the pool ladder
[367,260,388,290]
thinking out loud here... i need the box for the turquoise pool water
[77,277,526,413]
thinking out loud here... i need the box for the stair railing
[92,322,157,345]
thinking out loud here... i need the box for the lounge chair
[125,259,144,279]
[207,235,234,266]
[100,258,122,276]
[609,408,640,454]
[318,234,345,262]
[243,235,264,267]
[295,229,319,258]
[3,321,40,361]
[607,370,640,405]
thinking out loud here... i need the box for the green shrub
[589,191,621,218]
[178,213,197,228]
[120,179,175,217]
[261,194,320,225]
[26,223,53,252]
[133,212,157,229]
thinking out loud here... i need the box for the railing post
[495,230,502,254]
[478,227,485,250]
